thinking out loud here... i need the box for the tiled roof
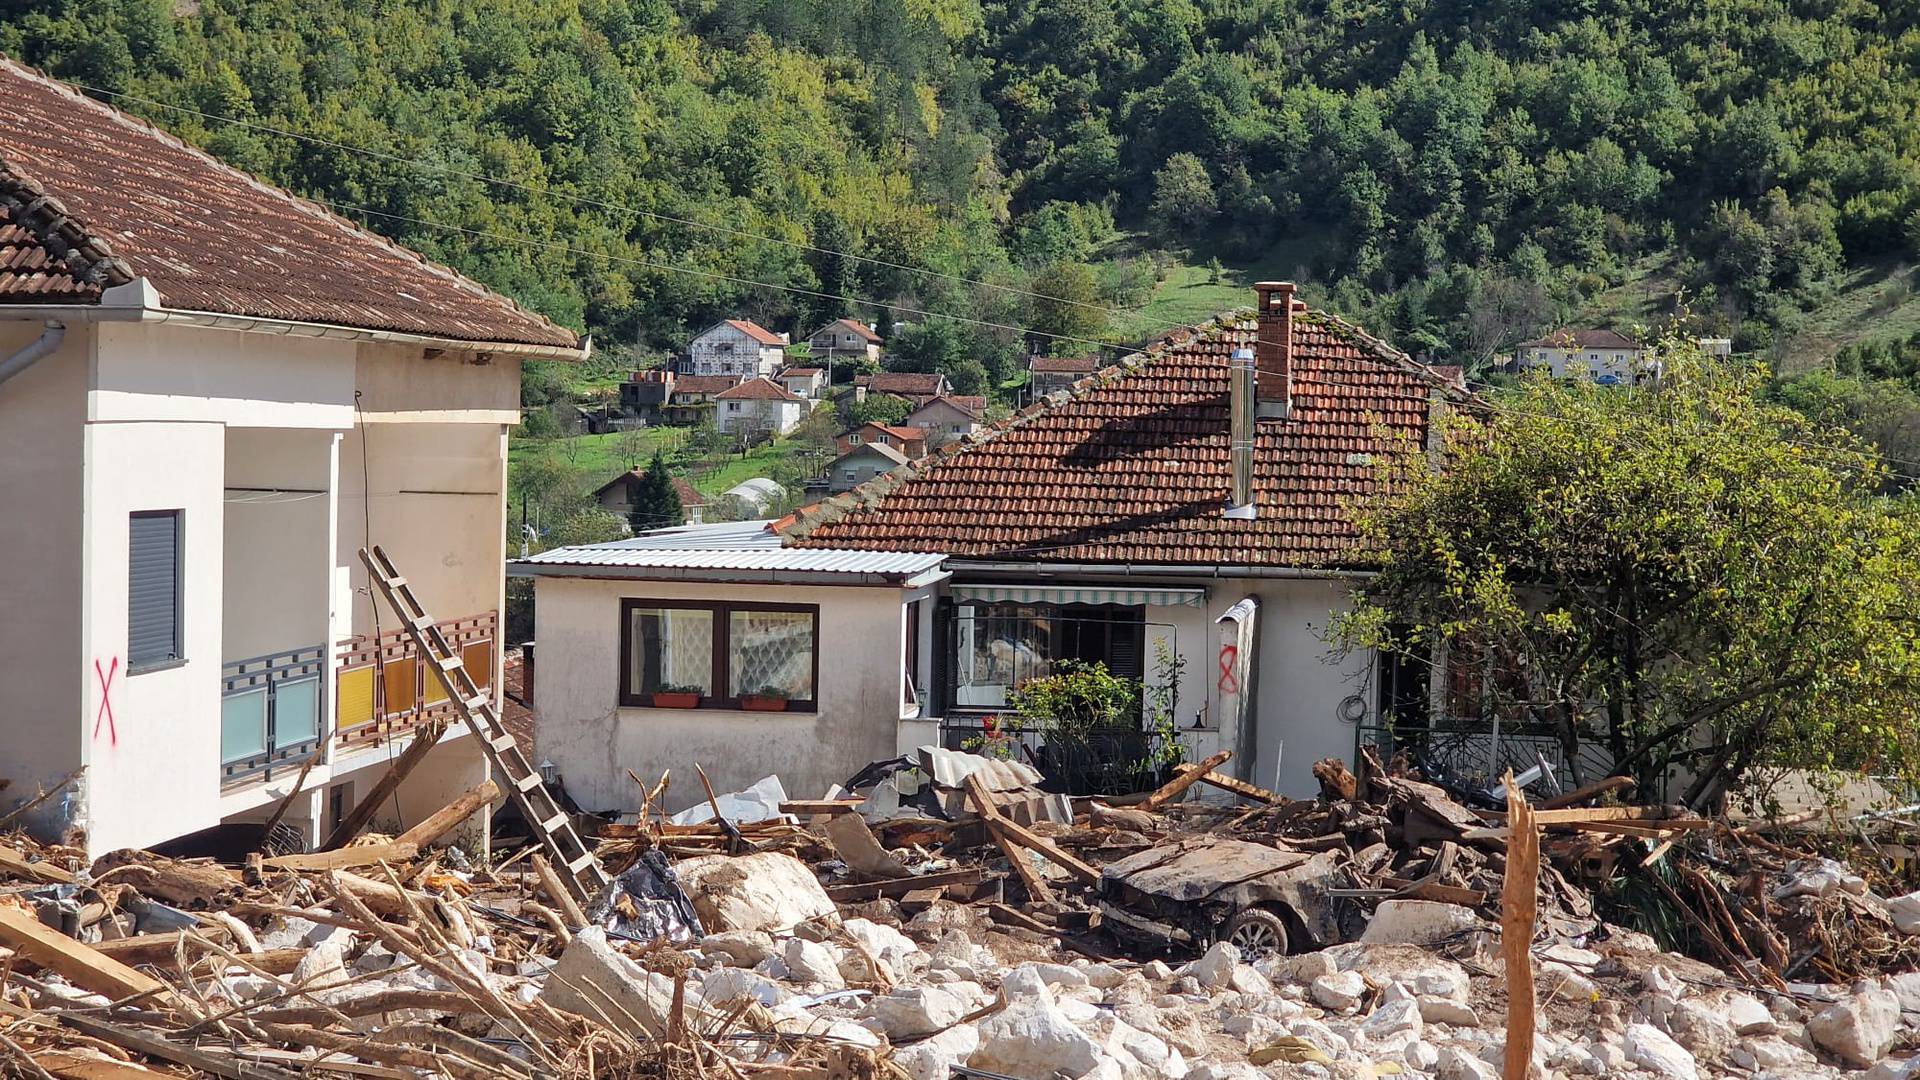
[1030,355,1098,373]
[671,375,743,396]
[785,311,1463,569]
[722,319,786,346]
[869,423,924,443]
[715,376,799,401]
[837,441,908,466]
[0,59,579,350]
[1516,328,1642,350]
[857,372,947,396]
[949,395,986,416]
[671,477,708,507]
[779,366,824,378]
[814,318,881,344]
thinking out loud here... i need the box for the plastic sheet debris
[588,848,705,943]
[670,775,789,826]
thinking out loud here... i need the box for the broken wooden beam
[1170,761,1278,804]
[963,774,1055,903]
[779,799,864,816]
[532,853,590,929]
[262,841,420,873]
[320,718,449,850]
[0,843,74,884]
[0,906,171,1004]
[395,778,501,850]
[1535,775,1635,810]
[824,867,983,903]
[1139,750,1233,811]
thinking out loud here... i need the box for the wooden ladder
[358,545,608,907]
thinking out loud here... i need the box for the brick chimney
[1253,281,1296,418]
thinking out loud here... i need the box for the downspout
[0,321,65,388]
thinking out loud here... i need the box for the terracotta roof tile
[1029,355,1098,373]
[785,312,1461,569]
[1516,328,1642,350]
[715,376,798,401]
[671,375,743,395]
[813,317,881,343]
[722,319,786,346]
[857,372,946,396]
[0,58,578,349]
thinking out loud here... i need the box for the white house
[1514,329,1646,382]
[688,320,788,378]
[776,366,827,400]
[0,58,586,856]
[715,376,804,439]
[515,284,1490,812]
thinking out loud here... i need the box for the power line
[71,80,1127,318]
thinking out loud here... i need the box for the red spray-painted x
[93,656,118,747]
[1217,643,1240,695]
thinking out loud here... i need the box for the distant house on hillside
[662,374,742,425]
[686,320,788,378]
[807,318,882,366]
[0,57,587,855]
[836,421,927,460]
[855,371,949,406]
[1514,329,1646,383]
[593,470,709,529]
[903,394,984,439]
[829,442,908,492]
[777,366,827,401]
[715,376,804,439]
[1029,355,1097,397]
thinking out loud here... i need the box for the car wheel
[1222,907,1289,957]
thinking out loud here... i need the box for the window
[727,401,741,412]
[128,510,183,672]
[620,600,817,710]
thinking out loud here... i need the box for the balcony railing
[335,611,495,747]
[221,644,326,784]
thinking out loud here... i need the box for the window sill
[620,702,817,715]
[129,657,187,676]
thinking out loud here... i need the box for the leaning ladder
[358,545,609,906]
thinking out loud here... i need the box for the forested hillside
[6,0,1920,385]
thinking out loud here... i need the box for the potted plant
[739,685,790,712]
[650,683,703,709]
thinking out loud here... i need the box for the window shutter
[129,512,181,669]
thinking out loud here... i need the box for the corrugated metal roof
[511,519,945,580]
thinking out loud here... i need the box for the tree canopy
[1334,344,1920,809]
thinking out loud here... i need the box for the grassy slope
[508,428,688,489]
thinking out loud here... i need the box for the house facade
[902,394,984,439]
[854,371,949,407]
[1029,354,1097,398]
[518,284,1479,811]
[715,376,804,439]
[1513,329,1646,382]
[661,375,741,425]
[687,320,788,378]
[806,319,882,366]
[0,58,585,855]
[836,421,926,460]
[777,366,827,401]
[593,470,707,529]
[829,442,909,491]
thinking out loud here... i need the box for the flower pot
[651,692,701,709]
[740,695,788,712]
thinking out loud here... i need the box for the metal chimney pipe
[1225,345,1257,520]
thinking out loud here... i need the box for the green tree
[1026,261,1108,352]
[1333,344,1920,809]
[1148,152,1215,242]
[629,451,685,531]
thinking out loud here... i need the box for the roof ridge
[0,57,575,346]
[0,157,133,289]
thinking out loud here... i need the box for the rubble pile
[0,748,1918,1079]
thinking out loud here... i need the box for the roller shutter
[128,511,181,670]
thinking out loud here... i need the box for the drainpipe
[0,321,65,389]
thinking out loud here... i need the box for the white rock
[1727,1036,1815,1071]
[1889,891,1920,936]
[1221,1012,1289,1046]
[1583,1038,1625,1072]
[1184,941,1240,990]
[1357,999,1422,1044]
[968,996,1105,1080]
[1280,951,1337,983]
[673,851,837,933]
[1643,964,1687,998]
[1417,995,1479,1027]
[781,937,845,989]
[1723,990,1778,1035]
[1228,965,1272,996]
[701,967,786,1006]
[1180,1064,1264,1080]
[699,930,777,967]
[292,940,348,991]
[1310,971,1367,1011]
[1807,983,1901,1068]
[1359,900,1484,946]
[1884,971,1920,1014]
[1141,960,1173,981]
[1288,1017,1351,1058]
[1320,943,1469,1001]
[1078,962,1127,989]
[1625,1022,1699,1080]
[1537,960,1598,1004]
[1866,1056,1920,1080]
[1088,1014,1184,1080]
[871,985,968,1039]
[1434,1044,1500,1080]
[842,918,919,978]
[1026,962,1091,989]
[999,964,1054,1005]
[538,928,679,1037]
[891,1024,979,1080]
[1668,997,1738,1060]
[1402,1039,1440,1072]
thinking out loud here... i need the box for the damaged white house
[513,283,1473,813]
[0,59,586,855]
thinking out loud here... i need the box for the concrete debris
[4,748,1920,1080]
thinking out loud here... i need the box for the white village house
[514,284,1487,814]
[715,375,806,439]
[686,319,788,378]
[0,59,586,855]
[1513,328,1646,382]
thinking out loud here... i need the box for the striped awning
[952,584,1206,608]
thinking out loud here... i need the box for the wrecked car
[1097,837,1348,957]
